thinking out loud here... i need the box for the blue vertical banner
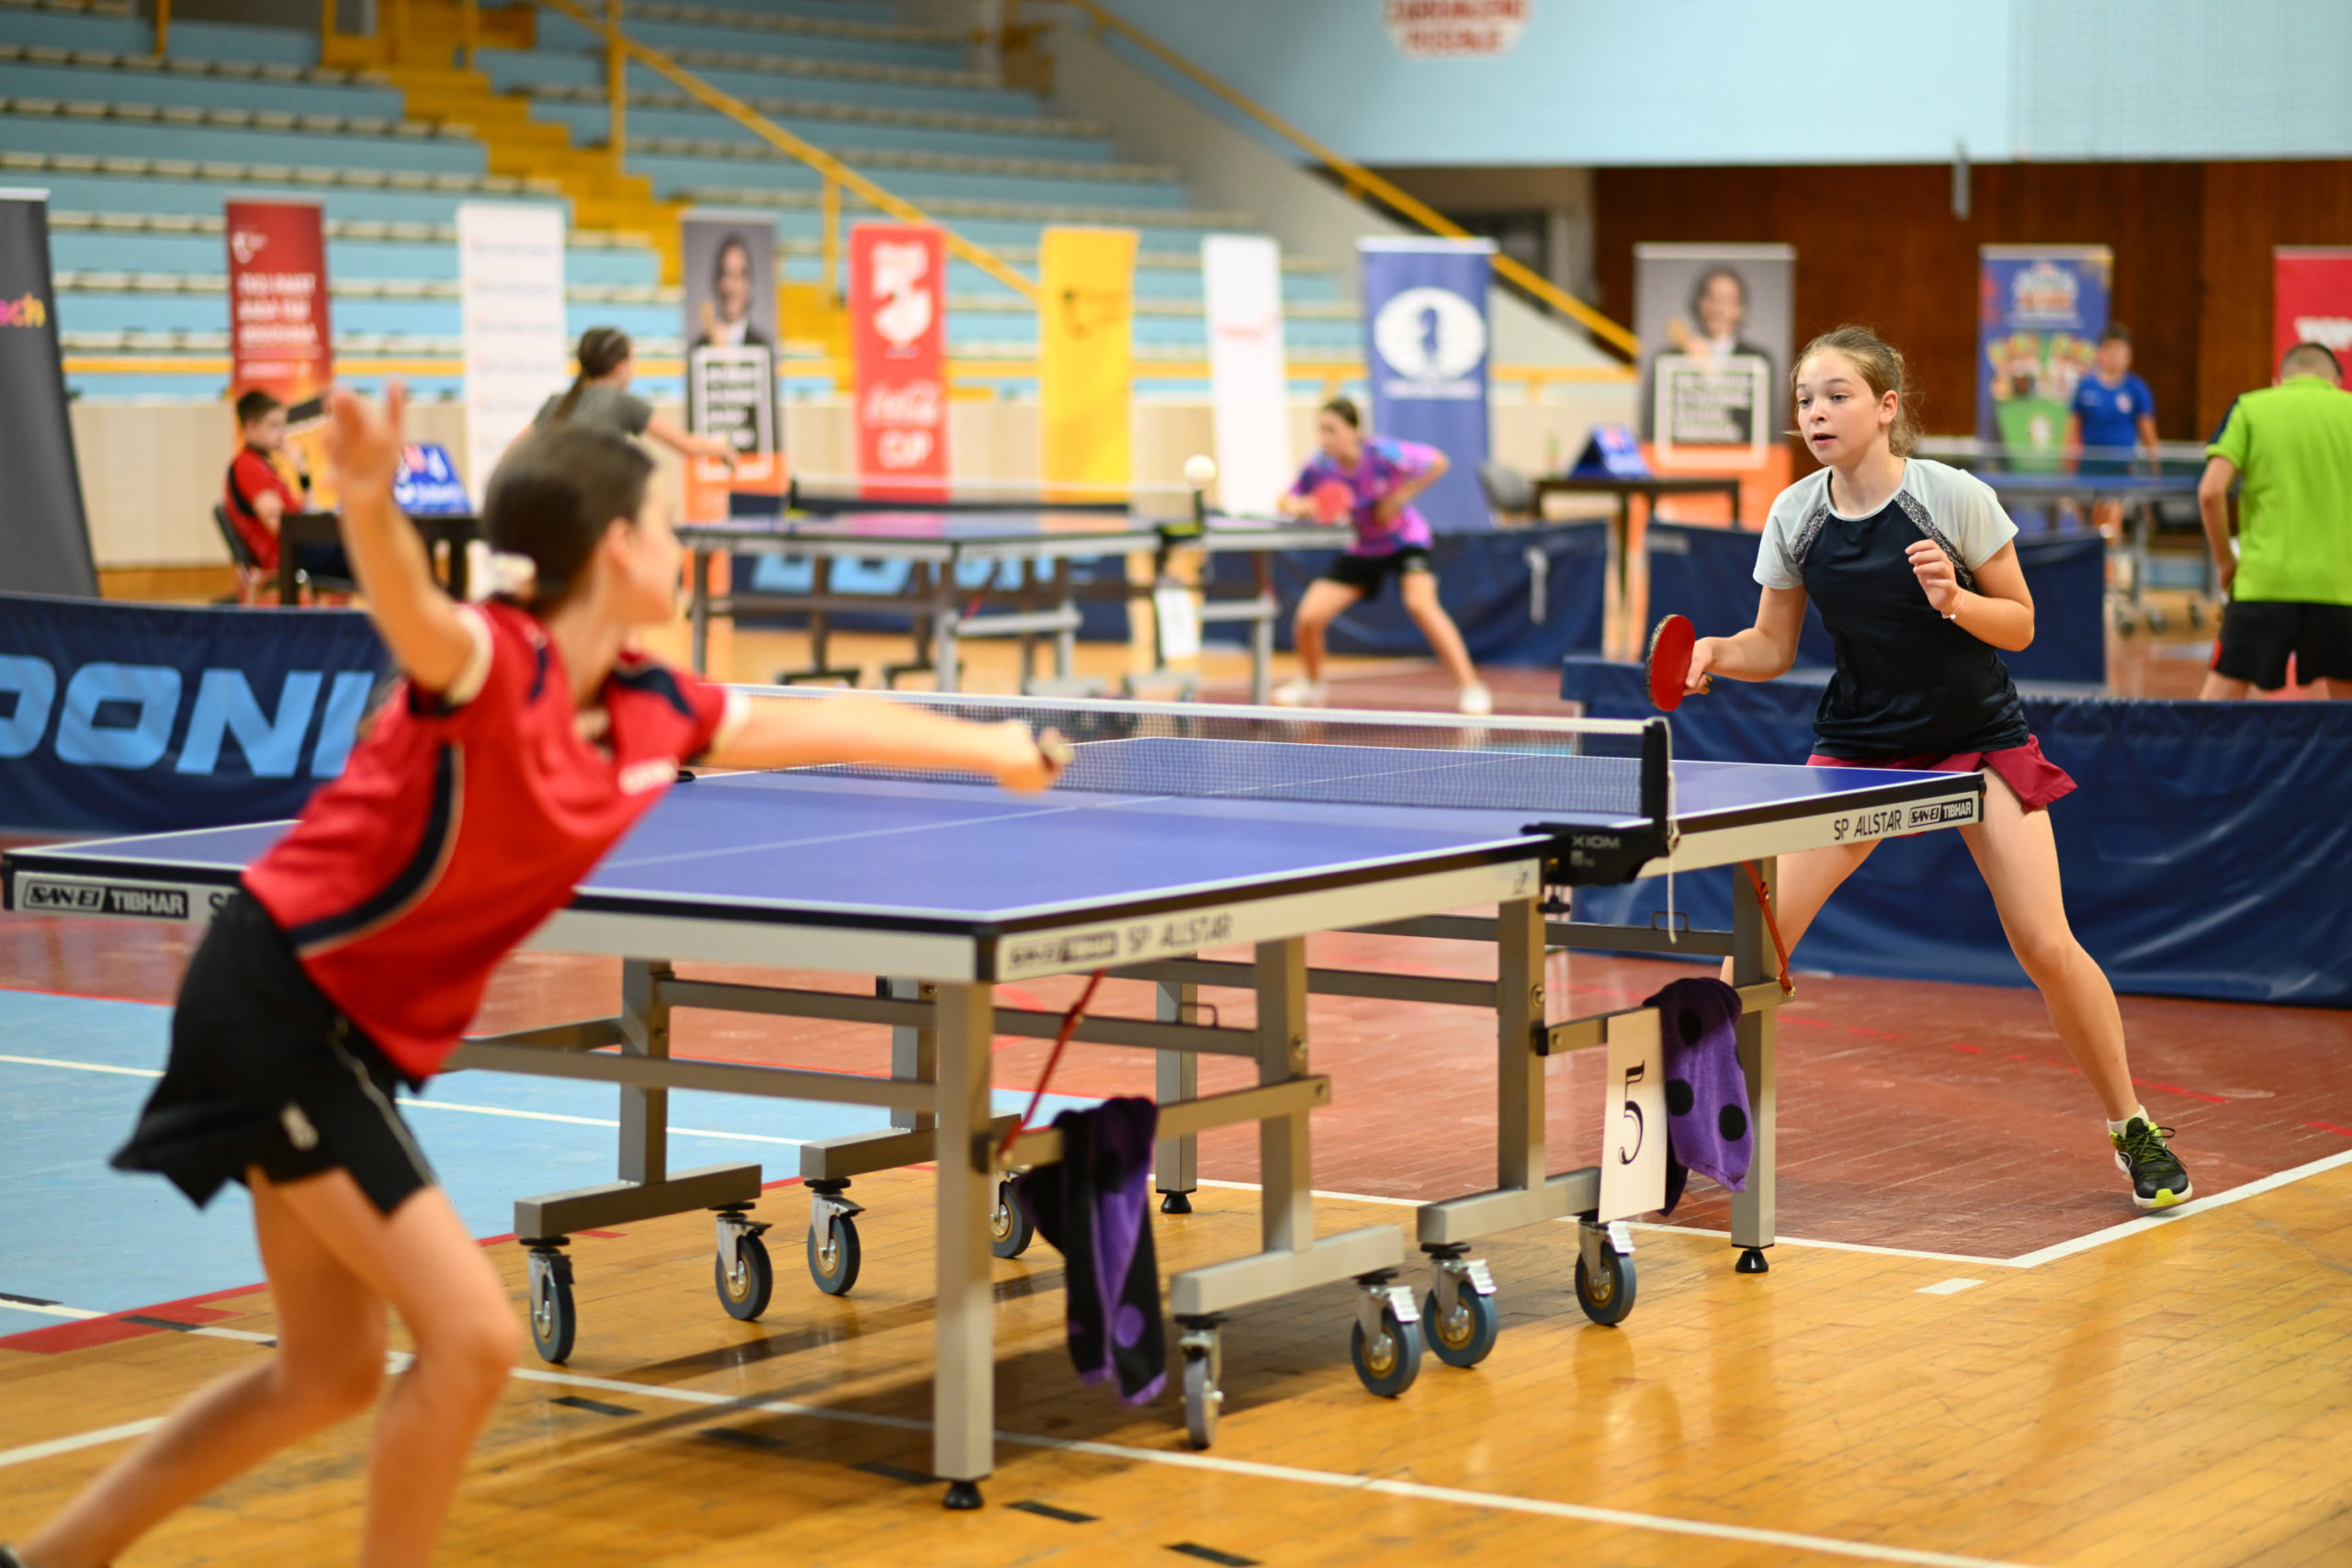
[1977,245,2111,460]
[1360,237,1493,532]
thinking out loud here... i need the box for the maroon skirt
[1806,734,2076,813]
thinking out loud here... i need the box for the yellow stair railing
[537,0,1041,309]
[1018,0,1639,363]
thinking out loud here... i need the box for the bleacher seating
[15,0,1363,402]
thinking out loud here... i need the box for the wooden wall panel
[2197,162,2352,437]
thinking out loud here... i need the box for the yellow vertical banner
[1040,225,1136,497]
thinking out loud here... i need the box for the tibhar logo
[0,657,375,777]
[0,292,48,329]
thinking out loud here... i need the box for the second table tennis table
[0,693,1985,1507]
[678,507,1338,702]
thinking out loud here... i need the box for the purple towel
[1645,977,1751,1215]
[1012,1097,1166,1404]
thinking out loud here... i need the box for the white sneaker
[1457,682,1493,716]
[1271,677,1327,707]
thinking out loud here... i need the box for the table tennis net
[780,693,1667,821]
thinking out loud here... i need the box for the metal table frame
[679,517,1335,702]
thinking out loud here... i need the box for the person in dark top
[533,326,738,468]
[222,388,349,589]
[1687,325,2191,1212]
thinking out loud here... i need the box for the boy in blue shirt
[2066,325,2159,538]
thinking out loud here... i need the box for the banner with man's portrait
[681,211,778,457]
[1634,243,1793,462]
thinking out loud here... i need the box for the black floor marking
[121,1315,203,1333]
[1167,1546,1257,1566]
[853,1461,935,1485]
[0,1292,60,1307]
[550,1395,637,1417]
[701,1427,790,1452]
[1008,1500,1096,1524]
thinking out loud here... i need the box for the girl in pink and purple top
[1272,397,1490,714]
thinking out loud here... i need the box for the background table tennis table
[678,508,1338,701]
[0,695,1984,1507]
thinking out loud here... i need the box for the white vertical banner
[1202,233,1291,515]
[458,201,568,499]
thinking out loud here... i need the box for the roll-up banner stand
[1633,243,1794,464]
[458,201,569,502]
[1977,244,2111,462]
[681,210,784,520]
[849,221,951,501]
[1202,233,1292,517]
[0,189,97,597]
[1359,236,1492,532]
[2273,249,2352,372]
[1040,225,1138,499]
[226,197,334,496]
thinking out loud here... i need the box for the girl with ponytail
[536,325,738,469]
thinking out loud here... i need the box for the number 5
[1617,1060,1645,1165]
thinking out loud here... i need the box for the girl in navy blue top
[1688,326,2190,1213]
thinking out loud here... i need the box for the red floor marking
[2305,1122,2352,1138]
[0,1300,236,1356]
[2132,1077,2232,1105]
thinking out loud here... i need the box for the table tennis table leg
[1153,981,1199,1213]
[1730,860,1779,1271]
[619,959,671,1186]
[933,610,963,694]
[932,980,995,1507]
[887,977,936,1134]
[1052,559,1078,682]
[689,549,711,675]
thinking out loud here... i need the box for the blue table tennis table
[677,509,1338,701]
[0,693,1984,1508]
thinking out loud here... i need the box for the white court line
[0,1053,805,1148]
[0,1333,2036,1567]
[2006,1145,2352,1268]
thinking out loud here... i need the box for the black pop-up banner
[0,189,98,598]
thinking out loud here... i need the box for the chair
[211,503,271,605]
[1477,460,1538,524]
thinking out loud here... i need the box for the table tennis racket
[1645,615,1711,711]
[1311,479,1354,525]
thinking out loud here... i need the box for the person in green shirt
[2199,341,2352,698]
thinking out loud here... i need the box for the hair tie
[486,551,539,601]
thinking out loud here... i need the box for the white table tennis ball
[1182,454,1218,489]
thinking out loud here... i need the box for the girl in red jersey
[1687,327,2189,1212]
[5,387,1062,1568]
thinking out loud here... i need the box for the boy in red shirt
[7,384,1063,1568]
[223,389,350,589]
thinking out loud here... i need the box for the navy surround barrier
[1561,655,2352,1008]
[1644,520,2109,687]
[0,593,390,833]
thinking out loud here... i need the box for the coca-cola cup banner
[850,222,950,500]
[226,199,332,411]
[2273,249,2352,375]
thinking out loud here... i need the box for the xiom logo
[16,878,213,920]
[0,657,374,777]
[0,292,48,329]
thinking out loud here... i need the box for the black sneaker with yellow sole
[2112,1117,2191,1210]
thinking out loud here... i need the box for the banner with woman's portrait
[681,211,778,457]
[1633,244,1793,463]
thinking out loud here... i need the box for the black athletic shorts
[113,890,435,1217]
[2212,600,2352,690]
[1322,546,1434,597]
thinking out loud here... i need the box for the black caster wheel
[715,1232,774,1321]
[1350,1304,1423,1397]
[1421,1286,1500,1368]
[1160,1191,1193,1214]
[527,1248,576,1364]
[1574,1249,1637,1327]
[1182,1346,1220,1449]
[807,1215,863,1296]
[943,1480,984,1510]
[1736,1247,1770,1274]
[989,1179,1035,1259]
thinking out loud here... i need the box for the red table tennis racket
[1645,615,1711,711]
[1311,479,1354,525]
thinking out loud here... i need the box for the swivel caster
[714,1208,774,1321]
[1574,1218,1638,1327]
[524,1239,576,1364]
[1420,1245,1500,1368]
[806,1180,865,1296]
[1349,1274,1423,1397]
[989,1178,1035,1259]
[1178,1316,1223,1449]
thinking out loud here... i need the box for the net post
[1638,717,1670,831]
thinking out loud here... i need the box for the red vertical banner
[850,222,949,499]
[226,199,333,408]
[2273,249,2352,372]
